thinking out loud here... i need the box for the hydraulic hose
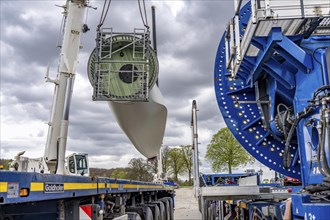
[321,123,330,177]
[313,85,330,99]
[284,107,312,168]
[317,120,326,177]
[317,107,330,177]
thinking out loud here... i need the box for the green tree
[127,158,153,181]
[110,169,127,179]
[180,145,193,185]
[168,148,184,182]
[205,127,254,173]
[0,159,12,170]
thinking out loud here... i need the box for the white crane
[10,0,89,175]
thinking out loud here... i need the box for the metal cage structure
[88,28,159,102]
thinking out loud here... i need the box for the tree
[127,158,153,181]
[147,158,158,176]
[161,146,171,177]
[205,127,255,173]
[168,148,184,182]
[0,159,12,170]
[180,145,193,185]
[110,169,127,179]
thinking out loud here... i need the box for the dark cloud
[1,0,234,169]
[1,1,62,65]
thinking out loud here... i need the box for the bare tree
[181,145,193,184]
[162,146,171,178]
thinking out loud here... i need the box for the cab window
[76,155,87,170]
[68,156,75,173]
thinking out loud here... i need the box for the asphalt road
[174,187,202,220]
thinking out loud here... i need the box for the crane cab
[65,153,89,176]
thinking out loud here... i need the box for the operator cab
[66,153,89,176]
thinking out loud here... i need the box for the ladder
[91,28,151,102]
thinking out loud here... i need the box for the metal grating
[313,17,330,35]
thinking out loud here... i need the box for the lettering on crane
[44,182,64,193]
[71,30,80,35]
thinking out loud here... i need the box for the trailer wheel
[149,201,166,220]
[126,206,153,220]
[144,207,154,220]
[146,204,160,220]
[159,198,170,220]
[207,206,211,220]
[126,212,142,220]
[202,200,208,220]
[207,202,216,220]
[167,197,174,220]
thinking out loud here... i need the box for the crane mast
[191,100,200,198]
[44,0,87,174]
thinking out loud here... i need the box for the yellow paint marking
[98,183,106,189]
[110,183,119,188]
[64,183,97,190]
[30,182,44,191]
[123,184,163,189]
[0,182,8,192]
[98,183,117,189]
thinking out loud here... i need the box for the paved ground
[174,187,202,220]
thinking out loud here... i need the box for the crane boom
[44,0,87,174]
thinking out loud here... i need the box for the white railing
[226,0,330,77]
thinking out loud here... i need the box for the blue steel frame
[214,1,330,219]
[245,201,285,219]
[215,2,300,179]
[201,173,259,186]
[214,2,330,183]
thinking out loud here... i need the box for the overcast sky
[0,0,273,177]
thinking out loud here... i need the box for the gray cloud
[1,0,234,170]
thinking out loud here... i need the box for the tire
[146,203,160,220]
[207,206,211,220]
[168,198,174,220]
[149,201,166,220]
[126,206,153,220]
[159,199,170,220]
[126,208,144,220]
[126,212,142,220]
[202,200,208,220]
[209,202,216,220]
[144,206,153,220]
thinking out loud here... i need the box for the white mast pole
[192,100,200,198]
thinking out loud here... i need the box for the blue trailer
[0,171,174,219]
